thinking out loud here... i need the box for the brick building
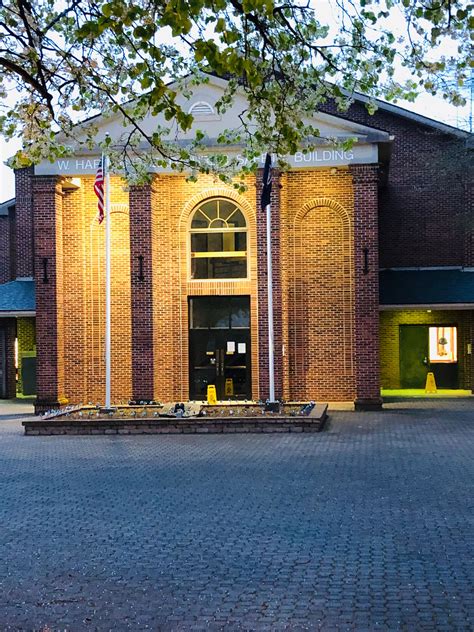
[0,76,472,411]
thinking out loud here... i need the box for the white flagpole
[104,154,112,409]
[266,199,275,402]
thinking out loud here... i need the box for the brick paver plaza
[0,400,472,630]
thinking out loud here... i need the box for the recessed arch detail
[290,197,354,399]
[294,197,352,229]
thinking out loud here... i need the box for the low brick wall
[23,409,328,436]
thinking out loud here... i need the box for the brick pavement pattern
[0,400,473,630]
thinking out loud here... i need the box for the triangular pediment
[71,75,390,147]
[37,75,391,176]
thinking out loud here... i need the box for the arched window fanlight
[188,101,215,116]
[190,198,248,279]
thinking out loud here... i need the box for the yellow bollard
[225,378,234,397]
[207,385,217,405]
[425,372,437,394]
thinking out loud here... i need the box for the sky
[0,0,471,203]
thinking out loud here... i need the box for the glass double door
[189,296,251,400]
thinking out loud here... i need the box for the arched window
[190,198,248,279]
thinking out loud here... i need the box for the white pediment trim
[63,74,391,146]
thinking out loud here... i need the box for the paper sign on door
[238,343,246,353]
[226,341,235,354]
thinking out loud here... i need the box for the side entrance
[399,324,459,388]
[189,296,251,400]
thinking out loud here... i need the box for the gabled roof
[0,280,35,316]
[380,269,474,309]
[349,91,471,140]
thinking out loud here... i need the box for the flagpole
[104,154,112,409]
[266,201,275,403]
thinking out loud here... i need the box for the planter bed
[22,402,328,436]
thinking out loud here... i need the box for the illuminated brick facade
[18,167,382,409]
[1,88,473,407]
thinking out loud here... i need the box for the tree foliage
[0,0,472,181]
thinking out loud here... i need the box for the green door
[399,325,429,388]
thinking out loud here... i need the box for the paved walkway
[0,398,36,420]
[0,400,472,630]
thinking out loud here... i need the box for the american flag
[94,156,105,223]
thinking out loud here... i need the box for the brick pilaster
[256,168,283,401]
[33,176,66,413]
[464,174,474,267]
[129,184,155,402]
[14,167,35,278]
[350,165,383,410]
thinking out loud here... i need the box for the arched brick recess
[178,186,260,401]
[289,197,355,400]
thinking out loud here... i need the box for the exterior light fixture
[363,248,369,275]
[42,258,49,284]
[62,177,81,190]
[137,255,144,281]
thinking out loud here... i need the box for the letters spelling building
[0,77,473,412]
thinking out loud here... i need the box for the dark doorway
[189,296,251,400]
[399,324,459,389]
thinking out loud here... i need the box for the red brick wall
[322,101,472,268]
[0,216,12,283]
[351,165,382,408]
[14,167,34,277]
[33,176,65,411]
[129,184,155,402]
